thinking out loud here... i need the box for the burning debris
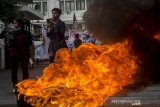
[17,0,160,106]
[17,41,138,107]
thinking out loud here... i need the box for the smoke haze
[84,0,160,43]
[84,0,160,89]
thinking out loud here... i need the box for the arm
[47,22,54,39]
[57,22,66,37]
[47,27,54,39]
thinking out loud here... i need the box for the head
[51,8,62,21]
[85,34,90,39]
[90,33,94,38]
[75,33,80,38]
[13,18,24,29]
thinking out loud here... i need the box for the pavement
[0,64,47,107]
[0,64,160,107]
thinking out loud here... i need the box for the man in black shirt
[47,8,67,63]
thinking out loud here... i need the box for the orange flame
[17,39,138,107]
[154,34,160,41]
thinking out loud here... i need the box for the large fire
[17,39,138,107]
[154,34,160,41]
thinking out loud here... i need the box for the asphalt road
[0,65,46,107]
[0,65,160,107]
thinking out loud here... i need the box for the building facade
[58,0,94,30]
[32,0,94,31]
[16,0,44,33]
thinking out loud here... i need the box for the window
[76,0,85,10]
[70,1,75,11]
[43,2,47,14]
[34,1,47,14]
[66,1,75,11]
[60,1,64,11]
[59,0,75,11]
[34,2,41,12]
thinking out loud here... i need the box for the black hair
[13,18,24,29]
[75,33,80,38]
[51,8,62,15]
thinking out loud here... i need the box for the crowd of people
[46,8,97,62]
[0,8,98,94]
[69,31,96,49]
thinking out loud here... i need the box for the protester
[90,33,96,44]
[83,33,95,44]
[6,18,32,93]
[74,33,82,48]
[47,8,67,63]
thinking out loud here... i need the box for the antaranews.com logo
[104,98,141,106]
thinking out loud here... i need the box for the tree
[0,0,18,24]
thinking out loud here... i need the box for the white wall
[32,0,87,29]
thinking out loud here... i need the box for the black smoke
[84,0,160,88]
[84,0,160,43]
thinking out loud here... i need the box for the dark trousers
[49,52,56,63]
[11,56,29,87]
